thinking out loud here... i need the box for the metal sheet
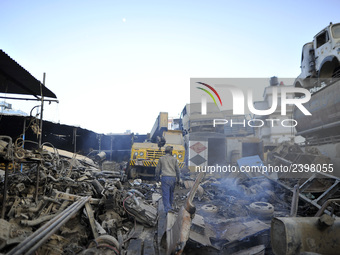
[0,50,57,98]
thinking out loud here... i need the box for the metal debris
[0,141,159,254]
[1,138,340,254]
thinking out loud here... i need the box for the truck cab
[295,22,340,89]
[314,22,340,78]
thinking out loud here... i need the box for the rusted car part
[0,219,32,250]
[123,190,158,227]
[43,146,96,167]
[200,204,218,214]
[53,190,100,204]
[21,214,57,227]
[186,214,213,248]
[271,216,340,255]
[0,134,157,254]
[7,196,90,255]
[183,180,204,199]
[264,142,340,216]
[268,142,330,178]
[215,217,270,254]
[163,172,205,255]
[315,198,340,217]
[268,172,340,216]
[248,202,274,220]
[84,234,120,254]
[0,136,13,159]
[85,202,99,239]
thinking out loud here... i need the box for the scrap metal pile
[1,136,340,255]
[0,136,159,255]
[172,176,284,254]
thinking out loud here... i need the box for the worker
[155,146,181,214]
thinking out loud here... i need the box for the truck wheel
[201,204,218,214]
[127,167,138,179]
[249,202,274,219]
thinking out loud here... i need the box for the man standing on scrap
[156,146,181,214]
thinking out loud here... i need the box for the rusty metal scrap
[271,217,340,255]
[1,138,340,255]
[0,141,160,254]
[268,142,331,173]
[0,219,32,250]
[163,172,206,255]
[7,196,91,255]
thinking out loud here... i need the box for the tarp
[0,50,57,99]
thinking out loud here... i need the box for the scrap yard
[1,9,340,255]
[1,138,340,255]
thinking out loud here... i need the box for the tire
[249,202,274,219]
[201,204,218,213]
[88,234,119,249]
[127,167,138,179]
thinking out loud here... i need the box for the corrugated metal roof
[0,50,57,98]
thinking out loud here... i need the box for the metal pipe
[165,172,206,255]
[273,155,293,165]
[185,172,205,213]
[42,196,61,205]
[21,118,26,172]
[28,200,45,213]
[127,192,140,207]
[38,72,45,149]
[315,198,340,217]
[8,203,74,254]
[21,214,56,227]
[7,196,90,255]
[290,184,299,217]
[0,95,59,102]
[8,197,82,254]
[58,188,71,211]
[128,189,145,198]
[25,197,90,255]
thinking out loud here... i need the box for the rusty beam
[85,202,99,239]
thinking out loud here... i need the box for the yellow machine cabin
[127,113,185,178]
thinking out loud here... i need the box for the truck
[127,112,186,179]
[293,22,340,176]
[294,22,340,89]
[294,23,340,137]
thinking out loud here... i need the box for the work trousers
[161,176,176,213]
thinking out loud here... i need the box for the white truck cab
[295,22,340,89]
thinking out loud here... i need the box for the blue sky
[1,0,339,134]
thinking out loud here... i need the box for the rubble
[1,137,340,255]
[0,137,160,254]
